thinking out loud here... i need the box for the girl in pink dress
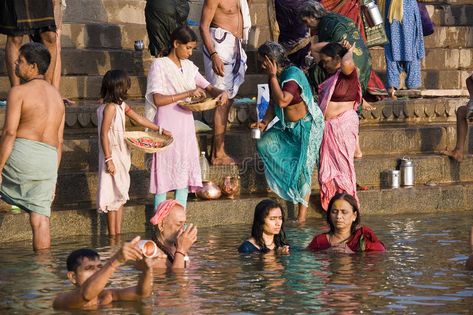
[145,25,228,209]
[97,70,170,236]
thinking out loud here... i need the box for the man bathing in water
[53,236,153,310]
[0,42,65,251]
[200,0,251,165]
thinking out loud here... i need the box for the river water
[0,212,472,314]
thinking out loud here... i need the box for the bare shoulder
[203,0,221,5]
[103,103,117,114]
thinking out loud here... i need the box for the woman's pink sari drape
[318,70,362,211]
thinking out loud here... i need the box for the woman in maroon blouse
[308,193,385,253]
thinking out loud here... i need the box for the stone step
[0,96,464,134]
[2,182,473,243]
[60,122,467,175]
[1,22,471,52]
[371,47,473,71]
[2,43,471,78]
[0,72,267,100]
[374,69,471,90]
[0,48,262,77]
[427,3,473,27]
[55,148,473,207]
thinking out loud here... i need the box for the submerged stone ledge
[1,183,473,244]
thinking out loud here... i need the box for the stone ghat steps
[2,181,473,243]
[52,152,473,207]
[60,123,464,173]
[2,46,471,77]
[0,73,266,100]
[371,47,473,72]
[59,97,467,130]
[60,0,473,27]
[1,21,471,50]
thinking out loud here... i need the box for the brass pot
[220,176,239,199]
[196,181,222,200]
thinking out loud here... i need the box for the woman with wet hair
[238,199,289,254]
[307,193,385,252]
[251,41,324,224]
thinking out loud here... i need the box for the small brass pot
[196,181,222,200]
[220,176,239,199]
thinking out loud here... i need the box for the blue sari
[256,66,324,206]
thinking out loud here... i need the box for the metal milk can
[363,1,384,27]
[400,157,415,187]
[388,170,400,188]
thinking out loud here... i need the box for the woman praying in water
[307,193,385,253]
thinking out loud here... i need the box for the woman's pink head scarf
[150,200,183,225]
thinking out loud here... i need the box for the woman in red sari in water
[308,193,385,253]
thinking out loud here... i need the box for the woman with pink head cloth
[150,200,197,269]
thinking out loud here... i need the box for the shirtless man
[0,42,65,251]
[200,0,251,165]
[53,236,153,310]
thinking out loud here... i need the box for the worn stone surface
[2,183,473,243]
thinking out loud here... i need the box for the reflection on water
[0,213,473,314]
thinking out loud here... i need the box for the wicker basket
[179,97,218,112]
[124,131,173,154]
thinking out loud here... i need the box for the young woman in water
[238,199,290,254]
[307,193,385,253]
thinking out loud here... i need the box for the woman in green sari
[300,0,385,102]
[251,41,325,223]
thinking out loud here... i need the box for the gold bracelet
[171,95,175,103]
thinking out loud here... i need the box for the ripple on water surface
[0,212,472,314]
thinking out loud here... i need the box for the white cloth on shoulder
[240,0,251,43]
[145,57,198,121]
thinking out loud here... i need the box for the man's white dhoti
[203,27,247,99]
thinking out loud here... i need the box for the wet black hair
[257,41,292,69]
[66,248,100,272]
[326,193,361,235]
[100,69,131,105]
[251,199,289,252]
[19,42,51,75]
[319,42,348,60]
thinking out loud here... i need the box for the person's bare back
[11,79,64,148]
[208,0,243,38]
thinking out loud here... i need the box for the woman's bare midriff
[284,101,308,122]
[324,101,356,121]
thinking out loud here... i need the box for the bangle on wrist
[175,251,189,268]
[105,157,113,163]
[209,51,218,58]
[171,95,175,103]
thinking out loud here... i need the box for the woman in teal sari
[252,41,325,223]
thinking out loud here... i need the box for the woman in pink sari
[316,41,361,211]
[145,26,228,209]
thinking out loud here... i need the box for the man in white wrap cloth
[199,0,251,165]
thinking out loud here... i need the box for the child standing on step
[145,25,228,209]
[97,69,170,236]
